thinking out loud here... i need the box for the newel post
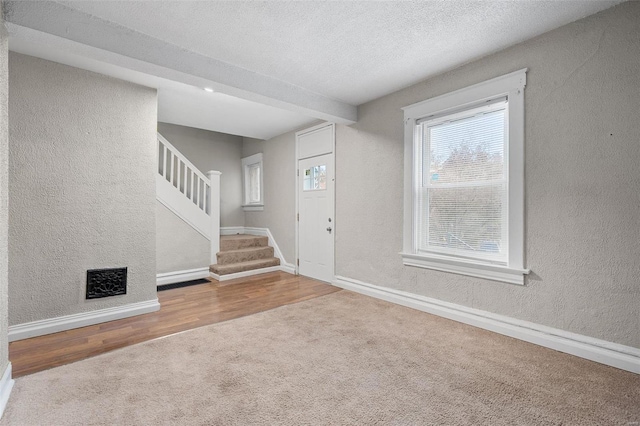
[207,170,222,265]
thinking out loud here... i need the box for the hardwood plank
[9,271,340,377]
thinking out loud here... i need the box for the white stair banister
[207,170,222,265]
[157,133,211,239]
[157,132,222,265]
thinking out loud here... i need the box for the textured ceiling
[6,0,624,138]
[7,25,317,139]
[58,0,623,105]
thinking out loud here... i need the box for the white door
[298,153,334,282]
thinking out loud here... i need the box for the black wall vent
[86,267,127,299]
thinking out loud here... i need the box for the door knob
[326,227,332,233]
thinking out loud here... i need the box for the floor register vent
[86,267,128,299]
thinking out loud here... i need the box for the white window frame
[241,153,264,211]
[401,69,530,285]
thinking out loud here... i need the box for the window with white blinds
[418,100,508,263]
[402,69,529,285]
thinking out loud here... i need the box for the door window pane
[303,165,327,191]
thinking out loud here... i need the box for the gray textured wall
[242,3,640,349]
[337,2,640,348]
[157,122,244,228]
[0,4,9,373]
[241,137,263,159]
[8,53,158,325]
[156,201,210,274]
[243,134,296,263]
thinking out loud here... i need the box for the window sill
[400,252,530,285]
[242,205,264,212]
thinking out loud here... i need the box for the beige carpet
[3,291,639,425]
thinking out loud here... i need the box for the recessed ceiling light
[204,87,214,93]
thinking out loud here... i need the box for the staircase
[210,235,280,277]
[156,132,281,283]
[156,132,221,254]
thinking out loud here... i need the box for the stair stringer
[156,133,213,241]
[157,175,210,240]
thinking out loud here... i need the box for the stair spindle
[164,144,170,182]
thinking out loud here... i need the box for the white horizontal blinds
[248,163,261,203]
[419,100,509,263]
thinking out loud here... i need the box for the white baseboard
[8,299,161,342]
[0,363,14,419]
[220,226,245,236]
[156,267,210,286]
[280,263,296,274]
[333,275,640,374]
[220,226,290,268]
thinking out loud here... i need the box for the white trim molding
[241,153,264,210]
[241,204,264,212]
[243,227,287,266]
[156,267,210,286]
[207,170,222,265]
[295,122,336,279]
[402,69,528,285]
[9,299,161,342]
[0,364,14,419]
[279,263,297,274]
[156,195,210,240]
[220,226,246,236]
[333,275,640,374]
[401,252,529,286]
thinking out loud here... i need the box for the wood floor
[9,271,340,378]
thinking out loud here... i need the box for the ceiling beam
[4,1,357,124]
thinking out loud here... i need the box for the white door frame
[295,122,336,277]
